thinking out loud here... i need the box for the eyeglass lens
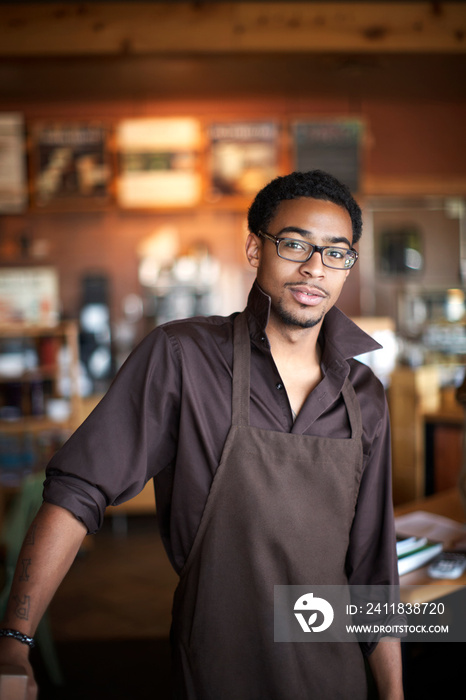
[277,239,355,269]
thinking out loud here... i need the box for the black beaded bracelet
[0,628,35,648]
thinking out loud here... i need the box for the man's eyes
[325,248,346,259]
[282,239,308,251]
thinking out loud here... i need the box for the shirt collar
[246,280,272,344]
[245,280,382,362]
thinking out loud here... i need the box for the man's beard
[274,300,324,329]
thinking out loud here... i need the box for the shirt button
[276,382,284,390]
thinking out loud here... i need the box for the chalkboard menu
[292,120,363,193]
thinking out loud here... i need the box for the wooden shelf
[0,321,77,338]
[0,418,75,434]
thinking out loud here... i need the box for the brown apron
[171,312,368,699]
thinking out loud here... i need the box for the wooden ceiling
[1,2,465,55]
[0,3,465,101]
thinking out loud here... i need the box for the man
[0,170,403,699]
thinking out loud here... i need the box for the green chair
[0,471,63,686]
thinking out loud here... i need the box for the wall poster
[292,120,363,193]
[208,121,280,200]
[31,123,112,209]
[0,267,59,325]
[0,113,28,213]
[116,118,202,208]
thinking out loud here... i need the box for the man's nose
[299,250,326,276]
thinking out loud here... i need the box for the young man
[0,171,403,699]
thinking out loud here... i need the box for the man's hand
[0,638,37,700]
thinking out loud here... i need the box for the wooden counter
[394,488,466,603]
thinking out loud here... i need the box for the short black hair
[247,170,362,244]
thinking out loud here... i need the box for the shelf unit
[0,321,82,486]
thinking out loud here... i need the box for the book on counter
[396,534,443,575]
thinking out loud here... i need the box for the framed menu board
[291,120,363,193]
[208,121,280,200]
[0,113,28,213]
[116,118,202,208]
[31,123,112,209]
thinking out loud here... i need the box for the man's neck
[265,316,322,365]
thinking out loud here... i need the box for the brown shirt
[44,281,399,588]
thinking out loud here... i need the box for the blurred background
[0,1,465,698]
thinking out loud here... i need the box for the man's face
[246,197,354,331]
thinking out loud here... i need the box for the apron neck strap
[340,377,363,440]
[232,312,251,427]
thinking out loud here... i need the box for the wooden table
[394,488,466,603]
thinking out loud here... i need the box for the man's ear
[245,233,262,269]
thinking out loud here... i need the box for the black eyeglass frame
[258,230,359,270]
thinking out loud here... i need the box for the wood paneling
[389,366,441,504]
[1,54,466,103]
[433,423,463,492]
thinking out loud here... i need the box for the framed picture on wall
[207,121,281,201]
[0,267,59,325]
[0,113,28,213]
[291,120,363,194]
[116,117,202,208]
[30,122,113,209]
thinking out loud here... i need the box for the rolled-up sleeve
[43,326,181,533]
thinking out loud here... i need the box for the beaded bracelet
[0,628,35,648]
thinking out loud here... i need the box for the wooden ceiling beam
[0,2,465,57]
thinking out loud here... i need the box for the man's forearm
[368,637,404,700]
[1,501,87,637]
[0,502,87,697]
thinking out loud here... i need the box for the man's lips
[286,285,329,307]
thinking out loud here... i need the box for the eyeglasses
[259,231,358,270]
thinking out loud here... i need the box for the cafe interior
[0,2,465,698]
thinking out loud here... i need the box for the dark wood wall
[1,2,465,326]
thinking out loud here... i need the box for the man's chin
[276,307,324,329]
